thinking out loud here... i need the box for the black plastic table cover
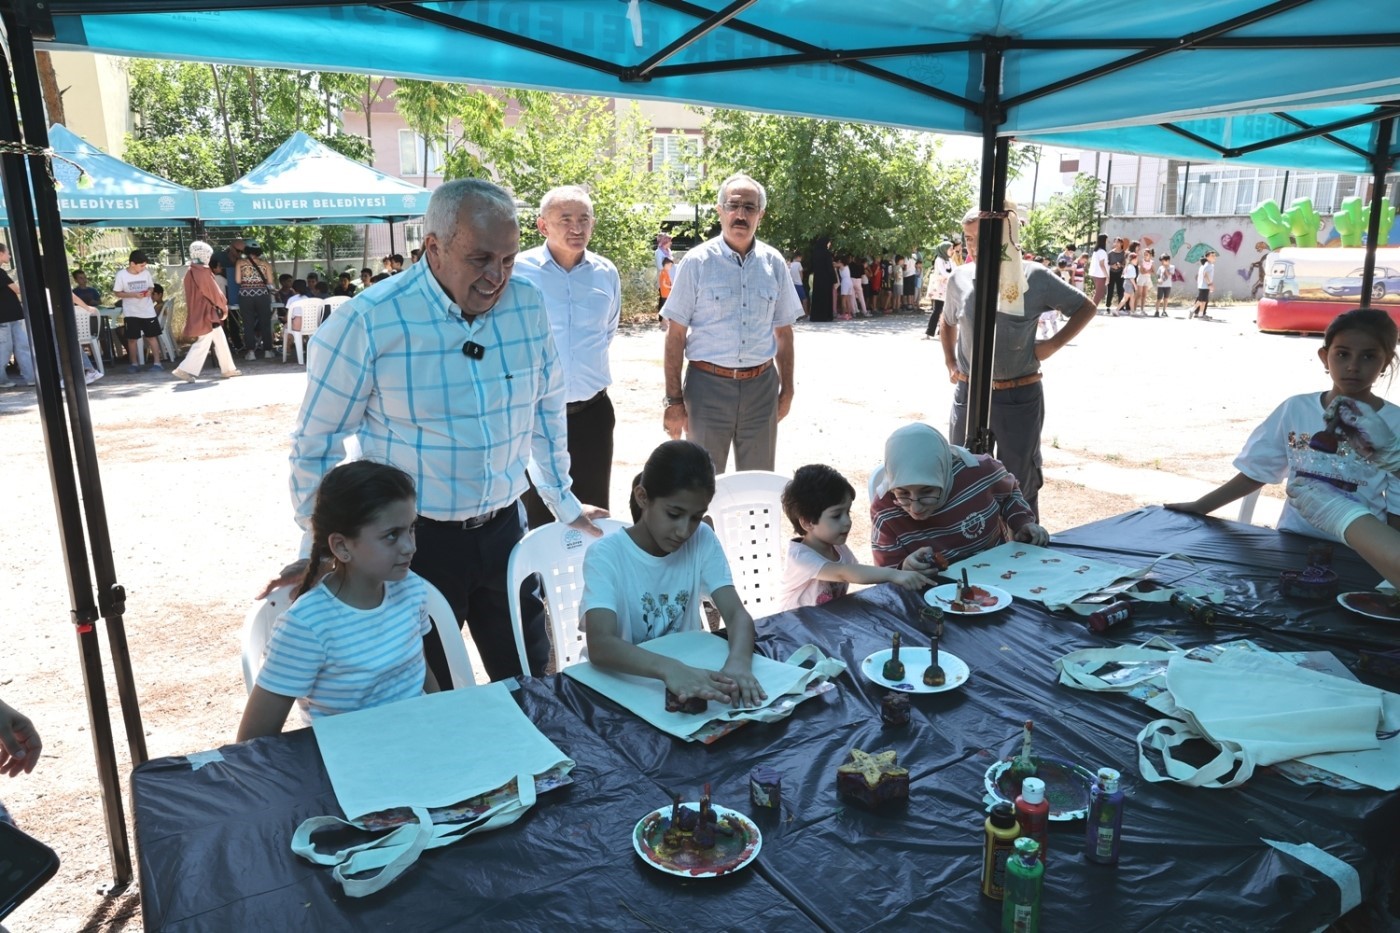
[132,507,1399,931]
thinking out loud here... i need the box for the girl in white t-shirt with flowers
[582,441,765,708]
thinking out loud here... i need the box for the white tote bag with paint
[290,683,574,896]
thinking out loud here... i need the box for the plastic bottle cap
[1097,768,1121,793]
[1014,836,1040,857]
[1021,776,1046,804]
[989,801,1017,828]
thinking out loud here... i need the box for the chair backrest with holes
[506,518,630,674]
[708,470,792,617]
[867,464,886,507]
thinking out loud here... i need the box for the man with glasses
[516,185,622,528]
[662,173,801,473]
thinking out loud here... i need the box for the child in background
[779,464,936,610]
[837,257,855,320]
[1113,252,1138,315]
[1156,254,1175,317]
[582,441,766,708]
[237,461,437,741]
[1136,248,1155,313]
[657,256,674,322]
[1190,250,1216,318]
[1167,308,1400,540]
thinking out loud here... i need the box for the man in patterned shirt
[284,178,602,685]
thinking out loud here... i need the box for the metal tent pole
[966,38,1009,456]
[1358,117,1395,309]
[1,13,139,884]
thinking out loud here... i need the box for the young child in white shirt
[778,464,937,611]
[582,441,765,708]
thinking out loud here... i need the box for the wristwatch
[664,395,685,407]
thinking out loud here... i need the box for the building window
[403,222,423,252]
[1109,184,1136,215]
[652,132,703,194]
[397,130,441,178]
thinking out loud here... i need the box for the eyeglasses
[892,492,943,508]
[720,200,762,215]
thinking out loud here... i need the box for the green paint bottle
[1001,837,1044,933]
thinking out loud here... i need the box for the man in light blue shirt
[285,178,602,684]
[515,185,622,528]
[661,173,801,473]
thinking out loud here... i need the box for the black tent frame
[1,0,1396,882]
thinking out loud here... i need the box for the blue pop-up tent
[197,131,430,225]
[0,122,199,225]
[4,0,1400,887]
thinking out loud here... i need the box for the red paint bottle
[1087,599,1132,634]
[1014,776,1050,863]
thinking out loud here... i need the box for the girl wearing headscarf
[172,240,241,383]
[870,423,1047,570]
[923,241,956,338]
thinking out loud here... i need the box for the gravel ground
[0,299,1388,931]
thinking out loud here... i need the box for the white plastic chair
[1237,489,1260,524]
[322,295,352,320]
[506,518,629,675]
[708,470,792,616]
[240,578,478,696]
[282,298,323,364]
[133,298,178,366]
[73,311,103,375]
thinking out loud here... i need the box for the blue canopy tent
[197,131,430,225]
[0,122,199,225]
[2,0,1399,885]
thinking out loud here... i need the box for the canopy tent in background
[197,131,430,225]
[5,0,1400,885]
[0,122,199,225]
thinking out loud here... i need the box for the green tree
[123,60,372,265]
[1019,174,1104,258]
[699,110,975,257]
[442,90,671,271]
[393,79,468,187]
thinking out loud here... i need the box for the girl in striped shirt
[238,461,437,741]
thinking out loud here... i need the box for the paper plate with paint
[862,648,969,694]
[633,802,762,878]
[1337,591,1400,622]
[926,583,1012,615]
[984,756,1096,821]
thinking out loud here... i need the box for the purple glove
[1324,398,1400,473]
[1286,476,1372,540]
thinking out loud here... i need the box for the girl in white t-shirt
[1166,308,1400,540]
[1113,252,1139,315]
[582,441,765,708]
[237,461,436,741]
[778,464,935,611]
[1089,234,1110,308]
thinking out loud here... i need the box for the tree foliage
[698,110,976,257]
[442,90,671,271]
[1019,174,1104,257]
[123,59,374,261]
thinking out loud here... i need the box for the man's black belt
[417,506,509,531]
[566,388,608,415]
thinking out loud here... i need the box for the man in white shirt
[662,173,801,473]
[283,179,602,685]
[515,185,622,528]
[112,249,163,373]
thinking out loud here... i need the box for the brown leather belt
[954,371,1043,390]
[566,388,608,415]
[689,359,772,381]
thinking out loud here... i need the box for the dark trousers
[948,378,1045,519]
[925,299,944,337]
[240,293,273,352]
[1107,271,1124,307]
[523,391,615,529]
[413,503,549,686]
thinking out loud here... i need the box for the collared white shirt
[290,258,580,537]
[514,244,621,403]
[661,235,801,367]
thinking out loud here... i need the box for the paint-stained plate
[633,802,762,878]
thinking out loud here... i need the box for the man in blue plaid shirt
[285,179,604,683]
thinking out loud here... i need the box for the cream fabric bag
[564,630,846,741]
[291,683,574,896]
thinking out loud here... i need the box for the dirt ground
[0,300,1391,931]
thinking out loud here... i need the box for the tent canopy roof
[38,0,1400,174]
[0,122,200,225]
[198,131,431,224]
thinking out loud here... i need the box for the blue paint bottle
[1084,767,1124,865]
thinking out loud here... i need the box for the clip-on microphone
[462,341,486,360]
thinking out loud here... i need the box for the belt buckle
[460,508,495,530]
